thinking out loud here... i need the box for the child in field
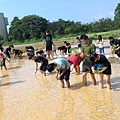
[47,58,70,88]
[90,52,111,90]
[5,45,14,60]
[25,46,35,56]
[0,51,10,70]
[68,52,83,75]
[64,41,71,54]
[12,49,23,59]
[58,46,67,55]
[29,55,48,76]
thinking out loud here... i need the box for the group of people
[1,30,119,90]
[0,44,24,70]
[28,31,118,90]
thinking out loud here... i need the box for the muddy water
[0,58,120,120]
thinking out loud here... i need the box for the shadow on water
[1,80,25,86]
[111,77,120,91]
[0,75,9,78]
[8,66,21,70]
[70,81,91,90]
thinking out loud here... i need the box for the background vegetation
[0,3,120,46]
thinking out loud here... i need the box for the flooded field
[0,56,120,120]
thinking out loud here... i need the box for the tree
[114,3,120,21]
[9,15,48,41]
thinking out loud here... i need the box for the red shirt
[68,53,83,66]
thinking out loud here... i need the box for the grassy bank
[1,29,120,46]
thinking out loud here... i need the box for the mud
[0,41,120,120]
[0,56,120,120]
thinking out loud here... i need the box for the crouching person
[29,55,48,76]
[90,52,111,90]
[47,58,70,88]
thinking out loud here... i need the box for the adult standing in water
[43,30,54,60]
[80,34,96,86]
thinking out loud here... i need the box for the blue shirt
[53,58,70,70]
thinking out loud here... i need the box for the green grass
[1,30,120,46]
[2,38,43,46]
[88,30,119,40]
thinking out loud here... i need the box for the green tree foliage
[114,3,120,21]
[9,15,48,42]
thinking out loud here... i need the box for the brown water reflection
[0,59,120,120]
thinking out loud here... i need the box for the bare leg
[50,51,54,59]
[60,80,64,88]
[82,72,87,85]
[98,74,104,89]
[47,52,50,59]
[90,73,96,85]
[105,75,111,90]
[4,65,7,70]
[66,80,70,88]
[75,66,80,74]
[43,71,46,76]
[40,70,46,76]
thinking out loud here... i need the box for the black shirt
[110,39,120,47]
[5,47,11,53]
[35,56,48,64]
[91,55,111,68]
[44,34,52,46]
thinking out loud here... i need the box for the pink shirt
[68,53,83,66]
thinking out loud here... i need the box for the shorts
[82,60,93,74]
[46,45,52,51]
[60,68,70,81]
[40,61,48,71]
[102,66,111,75]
